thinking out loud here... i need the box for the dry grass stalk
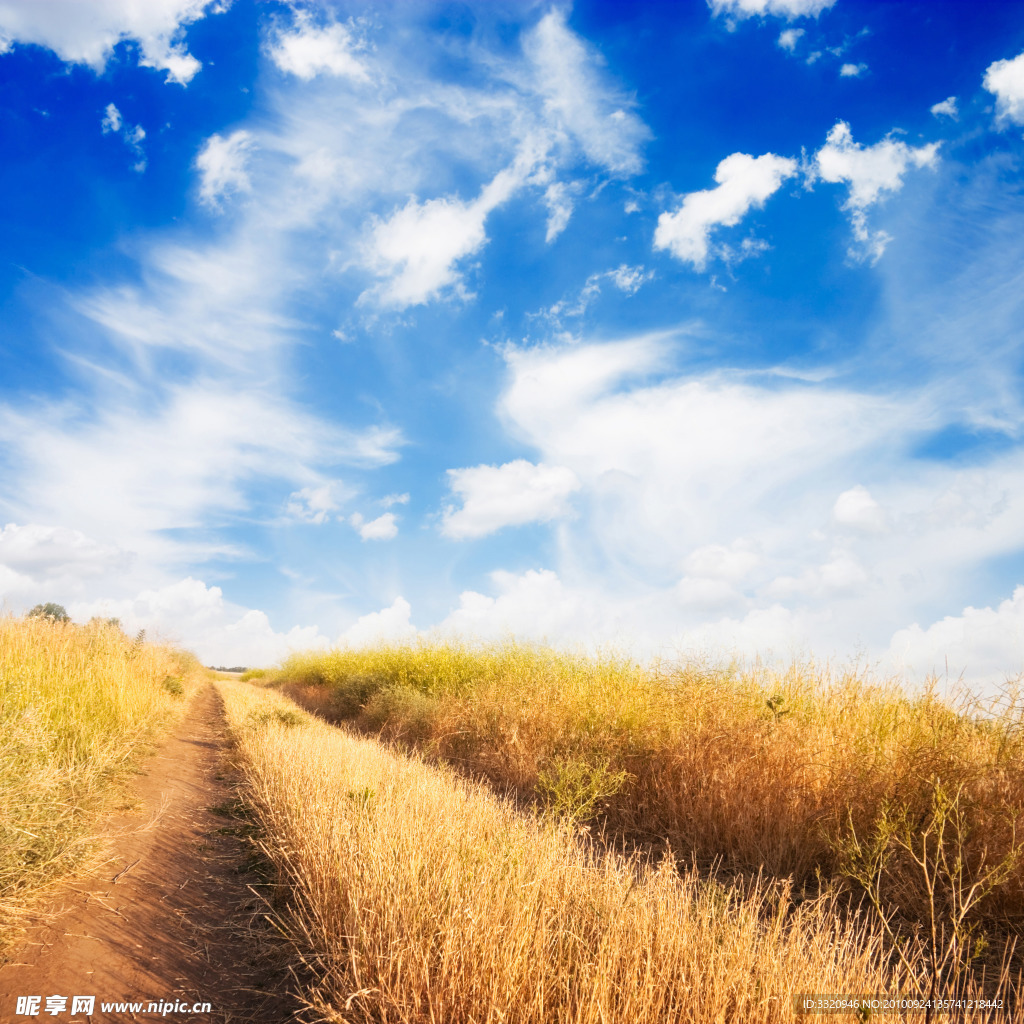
[272,644,1024,945]
[219,681,995,1024]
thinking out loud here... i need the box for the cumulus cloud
[524,8,649,176]
[266,8,369,82]
[482,333,1024,687]
[429,568,813,662]
[839,62,866,77]
[654,151,798,270]
[285,484,344,524]
[813,121,939,261]
[930,96,958,120]
[889,586,1024,686]
[709,0,836,21]
[349,511,398,541]
[435,569,595,644]
[362,193,489,307]
[195,130,256,209]
[684,539,761,581]
[0,522,130,583]
[361,157,533,308]
[100,103,122,133]
[832,485,887,532]
[70,577,331,667]
[983,51,1024,127]
[0,0,219,83]
[442,460,581,539]
[777,28,805,50]
[338,596,416,647]
[499,337,898,556]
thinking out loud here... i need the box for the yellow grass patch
[0,615,203,943]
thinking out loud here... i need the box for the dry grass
[0,614,203,944]
[220,680,964,1024]
[271,643,1024,990]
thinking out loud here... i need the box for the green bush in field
[27,602,69,622]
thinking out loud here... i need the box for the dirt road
[0,685,295,1023]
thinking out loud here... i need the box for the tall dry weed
[273,643,1024,973]
[222,681,969,1024]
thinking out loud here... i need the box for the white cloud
[442,459,581,539]
[675,576,745,611]
[536,263,654,324]
[429,568,812,663]
[654,151,798,270]
[523,9,649,176]
[832,485,887,532]
[710,0,836,20]
[684,539,761,581]
[0,522,129,581]
[983,51,1024,127]
[101,103,122,133]
[484,334,1024,688]
[70,577,331,667]
[815,123,939,209]
[0,385,401,566]
[608,264,654,294]
[361,157,531,308]
[266,9,369,82]
[435,569,596,645]
[362,194,488,307]
[195,130,256,209]
[338,596,416,648]
[777,28,805,50]
[839,62,866,77]
[353,512,398,541]
[813,122,939,261]
[499,338,899,561]
[889,586,1024,686]
[930,96,958,120]
[101,102,146,172]
[285,484,343,525]
[0,0,219,84]
[543,181,576,242]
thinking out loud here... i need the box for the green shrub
[27,602,69,622]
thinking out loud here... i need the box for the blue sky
[2,0,1024,685]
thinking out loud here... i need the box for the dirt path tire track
[0,685,296,1023]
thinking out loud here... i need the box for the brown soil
[0,685,297,1023]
